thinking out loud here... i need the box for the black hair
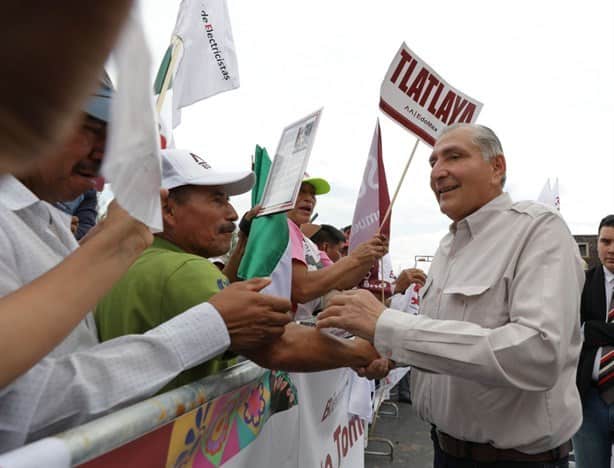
[311,224,345,246]
[168,185,194,205]
[599,215,614,234]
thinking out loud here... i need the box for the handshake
[208,279,392,379]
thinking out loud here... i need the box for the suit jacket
[577,266,611,399]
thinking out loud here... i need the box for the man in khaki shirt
[318,124,584,467]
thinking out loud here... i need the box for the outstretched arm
[244,323,380,372]
[0,203,151,389]
[291,234,387,304]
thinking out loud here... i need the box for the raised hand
[394,268,427,295]
[209,278,293,353]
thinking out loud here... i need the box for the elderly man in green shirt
[96,148,255,391]
[96,148,383,392]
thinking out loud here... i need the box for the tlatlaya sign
[380,43,483,146]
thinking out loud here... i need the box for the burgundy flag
[349,120,395,297]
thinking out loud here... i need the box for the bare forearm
[292,257,371,303]
[244,323,377,371]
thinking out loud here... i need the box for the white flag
[102,4,163,232]
[171,0,240,127]
[552,177,561,211]
[537,178,554,207]
[537,178,560,211]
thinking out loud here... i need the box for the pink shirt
[319,250,333,267]
[288,219,307,265]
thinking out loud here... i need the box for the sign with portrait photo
[257,109,322,216]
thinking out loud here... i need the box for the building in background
[573,234,599,269]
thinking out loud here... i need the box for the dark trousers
[572,385,614,468]
[431,429,569,468]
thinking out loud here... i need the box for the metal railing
[55,360,264,466]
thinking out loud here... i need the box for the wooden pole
[155,36,183,115]
[378,138,420,303]
[378,138,420,232]
[380,257,386,304]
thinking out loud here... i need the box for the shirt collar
[0,174,41,211]
[152,236,187,254]
[604,266,614,285]
[449,192,512,237]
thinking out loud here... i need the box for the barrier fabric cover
[80,369,364,468]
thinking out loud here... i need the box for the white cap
[161,149,255,196]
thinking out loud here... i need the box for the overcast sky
[141,0,614,272]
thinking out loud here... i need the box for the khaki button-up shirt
[374,193,584,454]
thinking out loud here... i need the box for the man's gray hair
[440,123,506,186]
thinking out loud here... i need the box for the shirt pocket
[442,281,507,327]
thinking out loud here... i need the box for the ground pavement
[365,401,433,468]
[364,401,577,468]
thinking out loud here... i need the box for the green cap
[302,177,330,195]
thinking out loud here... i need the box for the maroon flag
[349,120,394,297]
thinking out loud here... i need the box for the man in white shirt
[573,214,614,468]
[318,123,584,467]
[0,84,293,452]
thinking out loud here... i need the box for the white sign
[258,109,322,216]
[292,369,366,468]
[380,43,483,146]
[203,369,364,468]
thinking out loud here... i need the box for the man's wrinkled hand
[355,357,392,380]
[394,268,427,295]
[316,289,386,342]
[79,200,153,255]
[209,278,292,353]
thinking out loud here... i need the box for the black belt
[436,430,571,463]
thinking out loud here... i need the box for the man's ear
[160,189,174,226]
[491,154,506,186]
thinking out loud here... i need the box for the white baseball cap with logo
[161,149,255,196]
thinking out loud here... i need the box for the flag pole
[380,257,386,304]
[378,138,419,231]
[155,35,183,114]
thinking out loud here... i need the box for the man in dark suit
[574,214,614,468]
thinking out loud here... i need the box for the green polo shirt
[95,236,234,393]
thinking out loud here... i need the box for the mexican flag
[238,146,292,299]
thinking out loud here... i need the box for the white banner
[292,369,365,468]
[171,0,240,127]
[0,369,366,468]
[229,369,365,468]
[380,42,483,146]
